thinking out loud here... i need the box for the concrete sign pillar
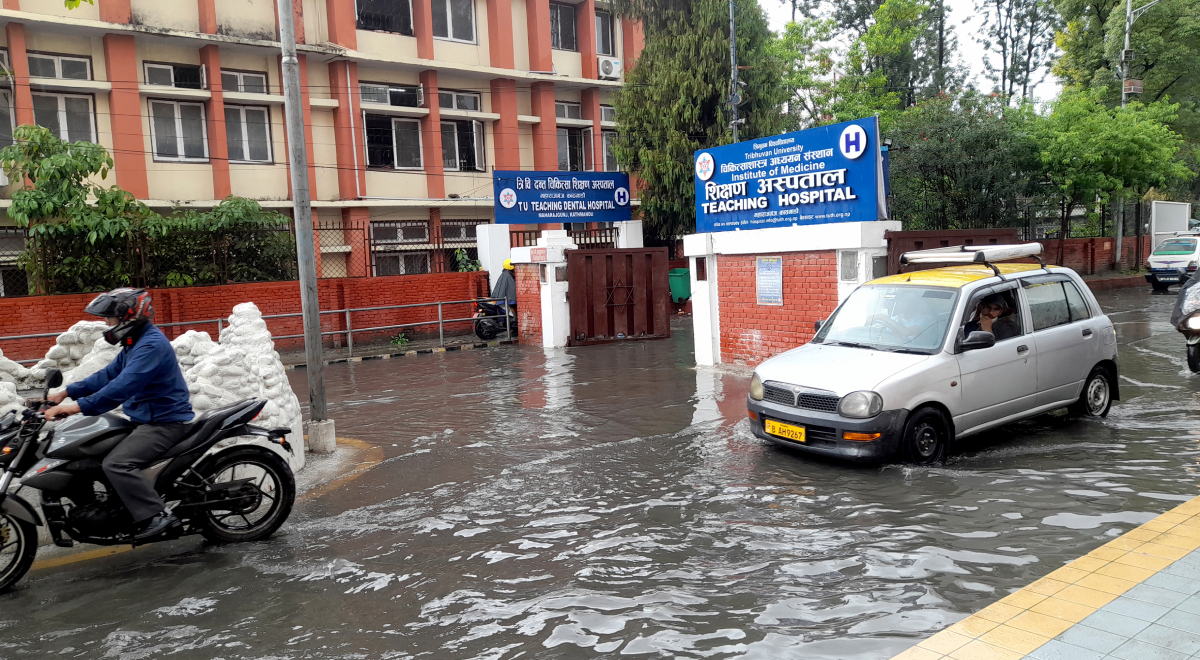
[684,221,899,367]
[476,224,514,291]
[511,230,578,348]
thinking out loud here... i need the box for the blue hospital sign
[693,117,887,233]
[493,171,633,224]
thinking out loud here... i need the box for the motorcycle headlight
[838,391,883,418]
[1187,316,1200,330]
[749,373,764,401]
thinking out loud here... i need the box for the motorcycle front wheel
[0,510,38,593]
[198,447,295,543]
[1188,343,1200,373]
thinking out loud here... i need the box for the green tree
[1033,91,1192,260]
[887,91,1041,230]
[974,0,1059,102]
[611,0,786,239]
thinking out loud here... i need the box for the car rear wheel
[1069,367,1112,418]
[901,407,949,465]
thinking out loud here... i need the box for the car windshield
[1154,238,1197,255]
[814,285,958,354]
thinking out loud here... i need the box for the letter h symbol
[844,131,861,153]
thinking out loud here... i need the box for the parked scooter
[1170,275,1200,372]
[473,299,516,340]
[0,369,296,593]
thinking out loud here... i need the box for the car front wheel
[900,407,949,465]
[1069,367,1113,418]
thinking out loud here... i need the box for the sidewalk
[893,496,1200,660]
[1081,271,1147,293]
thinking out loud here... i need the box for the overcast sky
[758,0,1063,104]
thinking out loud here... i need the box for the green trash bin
[669,268,691,303]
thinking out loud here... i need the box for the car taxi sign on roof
[899,243,1047,278]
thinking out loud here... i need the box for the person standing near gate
[492,259,517,312]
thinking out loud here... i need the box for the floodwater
[3,287,1199,659]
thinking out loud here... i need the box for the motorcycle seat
[160,400,256,460]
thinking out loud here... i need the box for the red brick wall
[1034,237,1153,273]
[716,251,839,366]
[0,272,490,361]
[514,263,542,345]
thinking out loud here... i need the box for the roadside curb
[1082,274,1146,292]
[284,339,518,370]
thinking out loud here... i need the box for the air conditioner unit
[598,56,622,80]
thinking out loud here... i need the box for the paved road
[2,287,1198,659]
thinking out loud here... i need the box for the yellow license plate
[765,419,806,443]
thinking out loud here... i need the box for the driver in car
[42,288,194,542]
[965,293,1020,341]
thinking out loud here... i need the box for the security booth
[686,117,899,366]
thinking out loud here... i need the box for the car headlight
[750,373,764,401]
[838,391,883,418]
[1187,316,1200,330]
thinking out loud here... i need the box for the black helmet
[85,288,154,345]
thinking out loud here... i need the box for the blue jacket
[66,324,194,424]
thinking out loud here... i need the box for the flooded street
[3,287,1199,660]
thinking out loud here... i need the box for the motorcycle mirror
[44,368,63,398]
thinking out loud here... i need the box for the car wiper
[884,347,929,355]
[826,341,875,350]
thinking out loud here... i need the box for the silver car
[747,248,1119,464]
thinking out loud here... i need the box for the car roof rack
[899,243,1047,277]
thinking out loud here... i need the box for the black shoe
[134,511,181,541]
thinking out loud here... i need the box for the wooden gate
[566,248,671,346]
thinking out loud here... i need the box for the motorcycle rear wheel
[198,447,295,543]
[474,319,500,340]
[1188,343,1200,373]
[0,511,38,593]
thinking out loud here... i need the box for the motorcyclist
[491,259,517,311]
[43,288,194,541]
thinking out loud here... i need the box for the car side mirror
[959,331,996,352]
[814,319,824,332]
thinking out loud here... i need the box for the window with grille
[372,223,429,243]
[27,53,91,80]
[442,222,482,241]
[600,105,616,122]
[360,82,423,107]
[441,120,485,172]
[595,10,613,56]
[356,0,414,35]
[0,89,12,149]
[32,93,95,143]
[225,105,272,162]
[145,62,205,89]
[149,100,208,161]
[364,115,423,169]
[550,2,577,51]
[221,70,268,93]
[438,90,481,111]
[431,0,475,42]
[376,252,431,275]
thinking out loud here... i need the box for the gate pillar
[511,230,577,348]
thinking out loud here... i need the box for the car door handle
[1082,328,1093,338]
[1017,345,1029,353]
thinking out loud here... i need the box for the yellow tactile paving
[890,495,1200,660]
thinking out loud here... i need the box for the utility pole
[276,0,334,449]
[729,0,739,142]
[1121,0,1162,107]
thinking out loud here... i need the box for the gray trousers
[101,422,188,523]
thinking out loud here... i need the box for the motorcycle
[473,299,516,340]
[0,369,296,593]
[1171,274,1200,372]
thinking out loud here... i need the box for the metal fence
[508,227,619,249]
[0,297,514,365]
[0,219,492,297]
[897,200,1163,241]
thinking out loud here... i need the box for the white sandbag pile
[174,304,305,471]
[0,382,23,416]
[29,321,108,383]
[0,348,31,386]
[61,336,121,388]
